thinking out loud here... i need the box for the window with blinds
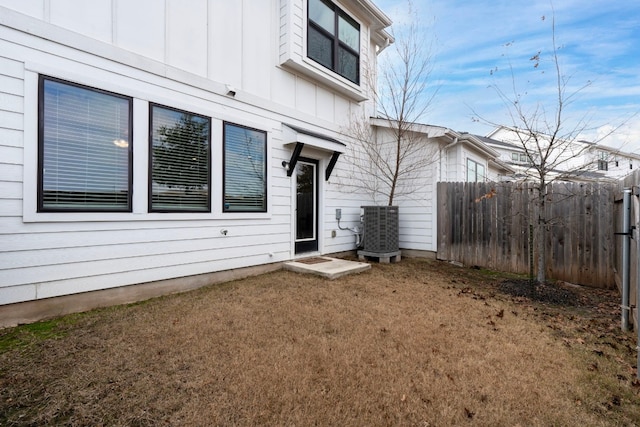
[223,122,267,212]
[308,0,360,84]
[149,104,211,212]
[38,76,132,212]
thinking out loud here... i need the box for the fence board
[437,181,616,288]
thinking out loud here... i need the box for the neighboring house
[0,0,510,323]
[337,119,513,253]
[485,126,640,182]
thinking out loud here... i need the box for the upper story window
[223,122,267,212]
[149,104,211,212]
[511,152,529,163]
[38,76,132,212]
[308,0,360,84]
[467,158,485,182]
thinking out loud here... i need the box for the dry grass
[1,258,639,426]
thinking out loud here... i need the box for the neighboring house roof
[473,134,523,151]
[370,118,516,173]
[489,158,517,174]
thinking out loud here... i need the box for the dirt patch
[498,278,590,306]
[1,258,638,426]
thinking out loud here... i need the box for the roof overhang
[458,134,501,158]
[370,117,452,139]
[282,124,346,180]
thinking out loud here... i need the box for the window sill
[22,211,273,223]
[280,56,368,103]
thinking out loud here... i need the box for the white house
[0,0,506,325]
[335,119,513,254]
[485,126,640,182]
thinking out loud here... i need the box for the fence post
[622,188,631,331]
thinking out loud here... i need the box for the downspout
[621,188,631,331]
[439,137,459,181]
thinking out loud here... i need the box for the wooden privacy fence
[437,181,616,288]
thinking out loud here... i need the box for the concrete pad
[283,257,371,280]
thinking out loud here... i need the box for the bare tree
[476,14,624,284]
[342,2,438,206]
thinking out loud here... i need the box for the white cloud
[373,0,640,148]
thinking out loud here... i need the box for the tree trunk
[536,185,547,284]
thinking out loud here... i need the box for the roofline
[370,117,455,139]
[350,0,393,28]
[488,125,640,159]
[370,118,501,159]
[458,133,500,158]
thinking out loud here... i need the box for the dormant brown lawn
[1,258,638,426]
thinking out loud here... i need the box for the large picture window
[38,76,132,212]
[149,104,211,212]
[308,0,360,84]
[223,123,267,212]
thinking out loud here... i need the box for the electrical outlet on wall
[335,208,341,220]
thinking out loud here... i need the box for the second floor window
[307,0,360,84]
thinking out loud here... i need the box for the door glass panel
[296,163,316,240]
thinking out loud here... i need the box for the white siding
[209,1,243,88]
[50,0,113,43]
[166,0,208,76]
[0,0,45,19]
[114,0,165,62]
[0,0,393,307]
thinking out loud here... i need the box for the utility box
[361,205,399,253]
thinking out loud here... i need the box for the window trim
[222,121,268,213]
[307,0,361,85]
[37,75,133,213]
[148,103,212,213]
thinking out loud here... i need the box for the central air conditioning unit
[361,205,399,253]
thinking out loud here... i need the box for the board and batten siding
[0,0,364,131]
[0,3,382,307]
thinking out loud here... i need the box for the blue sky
[375,0,640,152]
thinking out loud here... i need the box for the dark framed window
[597,160,608,171]
[307,0,360,84]
[38,76,132,212]
[467,158,486,182]
[223,122,267,212]
[149,104,211,212]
